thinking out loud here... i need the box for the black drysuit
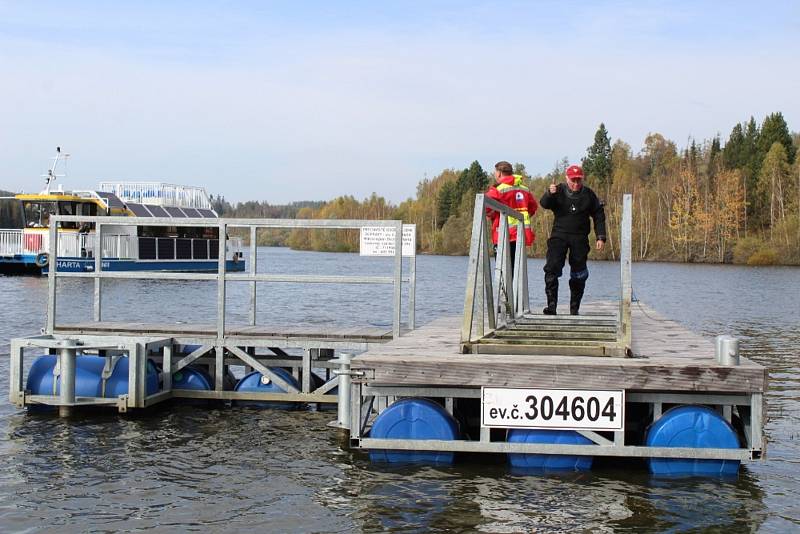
[539,184,606,314]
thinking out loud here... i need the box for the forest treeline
[215,111,798,265]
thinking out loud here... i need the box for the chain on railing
[461,194,529,347]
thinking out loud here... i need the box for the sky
[1,1,798,203]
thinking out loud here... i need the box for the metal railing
[459,192,633,353]
[461,194,530,345]
[46,215,413,341]
[0,229,24,256]
[98,182,213,210]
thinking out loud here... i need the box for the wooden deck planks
[352,304,767,393]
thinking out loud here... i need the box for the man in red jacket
[486,161,538,279]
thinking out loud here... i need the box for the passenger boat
[0,149,245,275]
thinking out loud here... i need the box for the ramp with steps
[460,194,632,357]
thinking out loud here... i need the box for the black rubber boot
[543,273,558,315]
[569,279,586,315]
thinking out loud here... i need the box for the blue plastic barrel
[369,398,460,464]
[172,367,213,391]
[26,354,106,398]
[507,429,594,471]
[646,405,740,476]
[234,367,301,410]
[103,357,160,398]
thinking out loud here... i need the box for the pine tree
[723,123,745,169]
[583,123,612,191]
[708,135,721,176]
[436,181,456,228]
[758,112,796,165]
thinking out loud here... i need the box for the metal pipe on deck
[57,339,79,417]
[333,353,353,430]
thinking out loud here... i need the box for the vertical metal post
[162,343,172,392]
[619,194,633,351]
[249,225,257,326]
[493,216,509,326]
[336,352,352,430]
[10,340,23,405]
[482,218,496,330]
[514,221,525,317]
[216,223,227,391]
[408,242,416,330]
[392,220,403,338]
[349,382,362,441]
[302,349,312,393]
[751,392,764,453]
[126,343,138,408]
[58,339,78,417]
[521,235,530,314]
[93,222,102,322]
[476,232,485,338]
[46,218,58,333]
[461,195,486,344]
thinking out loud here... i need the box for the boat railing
[45,216,413,340]
[98,182,213,210]
[0,229,24,256]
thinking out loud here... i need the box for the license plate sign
[482,388,625,431]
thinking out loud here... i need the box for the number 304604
[481,388,625,431]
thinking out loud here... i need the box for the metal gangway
[460,193,632,357]
[10,215,416,413]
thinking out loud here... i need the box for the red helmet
[566,165,584,180]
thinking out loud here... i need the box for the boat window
[58,202,78,229]
[0,199,25,228]
[23,202,57,228]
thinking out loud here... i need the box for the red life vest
[486,175,538,245]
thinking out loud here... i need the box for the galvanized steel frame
[27,215,416,409]
[348,384,765,461]
[460,193,633,355]
[9,334,172,412]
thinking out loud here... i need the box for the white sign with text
[359,225,415,257]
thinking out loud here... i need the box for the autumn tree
[758,142,791,242]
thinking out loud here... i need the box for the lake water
[0,248,798,532]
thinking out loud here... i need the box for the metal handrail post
[514,220,526,317]
[249,226,257,326]
[216,223,227,391]
[619,194,633,350]
[461,194,487,344]
[93,223,102,322]
[492,217,508,326]
[46,221,57,334]
[408,250,416,330]
[391,220,403,338]
[476,227,485,338]
[482,215,496,331]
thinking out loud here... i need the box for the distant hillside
[209,196,327,246]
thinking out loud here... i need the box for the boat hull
[0,255,245,275]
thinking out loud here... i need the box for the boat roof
[14,188,218,219]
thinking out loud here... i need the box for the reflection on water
[0,248,798,531]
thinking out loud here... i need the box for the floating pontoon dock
[7,195,767,471]
[347,195,766,467]
[10,217,415,413]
